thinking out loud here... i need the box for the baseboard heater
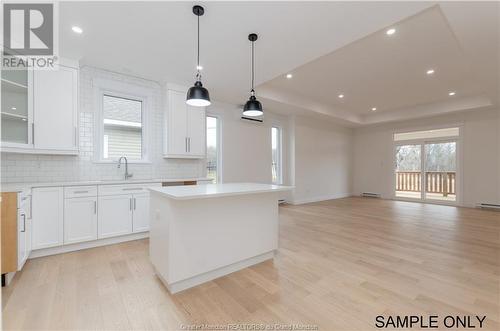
[361,192,381,198]
[476,203,500,210]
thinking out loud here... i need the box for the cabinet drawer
[64,186,97,198]
[98,183,161,196]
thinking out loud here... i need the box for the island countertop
[149,182,293,200]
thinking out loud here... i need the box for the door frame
[392,131,463,206]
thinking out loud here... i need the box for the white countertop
[149,182,293,200]
[1,178,212,193]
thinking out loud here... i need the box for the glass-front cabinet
[1,62,33,148]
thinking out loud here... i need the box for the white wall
[353,109,499,207]
[291,116,353,204]
[206,101,290,186]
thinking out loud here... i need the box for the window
[394,127,459,203]
[206,116,220,183]
[272,126,282,184]
[101,94,144,160]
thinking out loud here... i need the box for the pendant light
[243,33,263,117]
[186,5,211,107]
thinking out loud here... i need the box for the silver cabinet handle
[188,137,191,152]
[129,197,132,211]
[74,127,77,146]
[94,201,97,214]
[74,190,89,194]
[32,123,35,145]
[122,188,142,191]
[21,214,26,232]
[185,137,188,152]
[133,197,136,210]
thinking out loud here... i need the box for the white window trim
[92,78,153,164]
[272,126,283,185]
[206,113,223,183]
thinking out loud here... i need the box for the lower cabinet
[64,196,98,244]
[132,193,150,233]
[98,193,151,238]
[32,187,64,250]
[17,210,31,270]
[98,195,133,239]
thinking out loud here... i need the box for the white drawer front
[98,182,161,196]
[64,186,98,198]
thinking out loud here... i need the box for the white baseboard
[158,251,275,294]
[29,232,149,259]
[291,193,352,205]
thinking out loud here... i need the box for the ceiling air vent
[361,192,381,198]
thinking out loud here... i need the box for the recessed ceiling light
[196,65,203,71]
[11,107,16,110]
[22,118,27,122]
[72,26,83,34]
[338,94,344,99]
[448,91,456,96]
[426,69,435,75]
[386,28,396,35]
[286,74,293,79]
[371,107,377,111]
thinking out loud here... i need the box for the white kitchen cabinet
[64,196,98,244]
[164,87,206,158]
[32,187,64,250]
[1,59,79,155]
[17,209,30,270]
[98,195,133,239]
[132,193,150,233]
[34,64,78,153]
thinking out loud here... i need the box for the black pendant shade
[186,5,211,107]
[186,81,210,107]
[242,33,263,117]
[243,95,263,117]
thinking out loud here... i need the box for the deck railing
[396,171,456,196]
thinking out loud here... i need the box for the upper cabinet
[163,86,206,158]
[1,58,79,155]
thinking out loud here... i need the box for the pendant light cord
[251,40,255,94]
[196,15,201,81]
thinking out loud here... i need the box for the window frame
[271,126,283,185]
[206,114,222,183]
[93,78,153,164]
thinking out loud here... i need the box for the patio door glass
[424,141,457,202]
[395,144,422,199]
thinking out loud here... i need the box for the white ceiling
[59,1,499,126]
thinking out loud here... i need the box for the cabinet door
[33,65,78,151]
[167,90,188,156]
[32,187,64,249]
[64,197,98,244]
[132,193,149,233]
[98,195,133,239]
[187,106,206,157]
[17,211,27,270]
[1,67,33,147]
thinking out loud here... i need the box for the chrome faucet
[117,156,133,180]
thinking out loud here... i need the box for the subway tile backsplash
[1,66,204,183]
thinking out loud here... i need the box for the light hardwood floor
[3,197,499,330]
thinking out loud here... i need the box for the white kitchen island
[149,183,292,293]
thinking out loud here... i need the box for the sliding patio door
[424,141,457,202]
[395,144,423,200]
[394,128,459,205]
